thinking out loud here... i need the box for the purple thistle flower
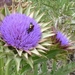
[56,31,69,46]
[0,13,42,51]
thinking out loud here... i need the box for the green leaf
[25,57,33,69]
[53,62,75,75]
[0,13,4,21]
[14,57,21,72]
[20,49,62,74]
[31,48,41,56]
[16,49,23,56]
[23,53,28,59]
[41,27,50,32]
[0,58,4,75]
[35,13,44,22]
[5,57,12,75]
[42,33,54,39]
[33,64,38,75]
[29,12,34,18]
[41,61,48,75]
[34,10,40,19]
[36,44,47,50]
[17,2,22,14]
[1,8,5,16]
[24,5,31,16]
[39,22,50,27]
[4,4,10,16]
[50,60,57,75]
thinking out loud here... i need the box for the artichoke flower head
[51,25,75,52]
[0,1,53,61]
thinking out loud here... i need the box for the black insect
[27,23,34,34]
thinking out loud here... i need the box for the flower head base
[0,13,41,51]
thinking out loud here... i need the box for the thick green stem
[5,64,9,75]
[0,58,4,75]
[34,64,38,75]
[5,57,11,75]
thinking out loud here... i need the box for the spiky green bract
[0,1,54,72]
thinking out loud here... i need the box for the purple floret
[56,31,69,46]
[0,13,42,51]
